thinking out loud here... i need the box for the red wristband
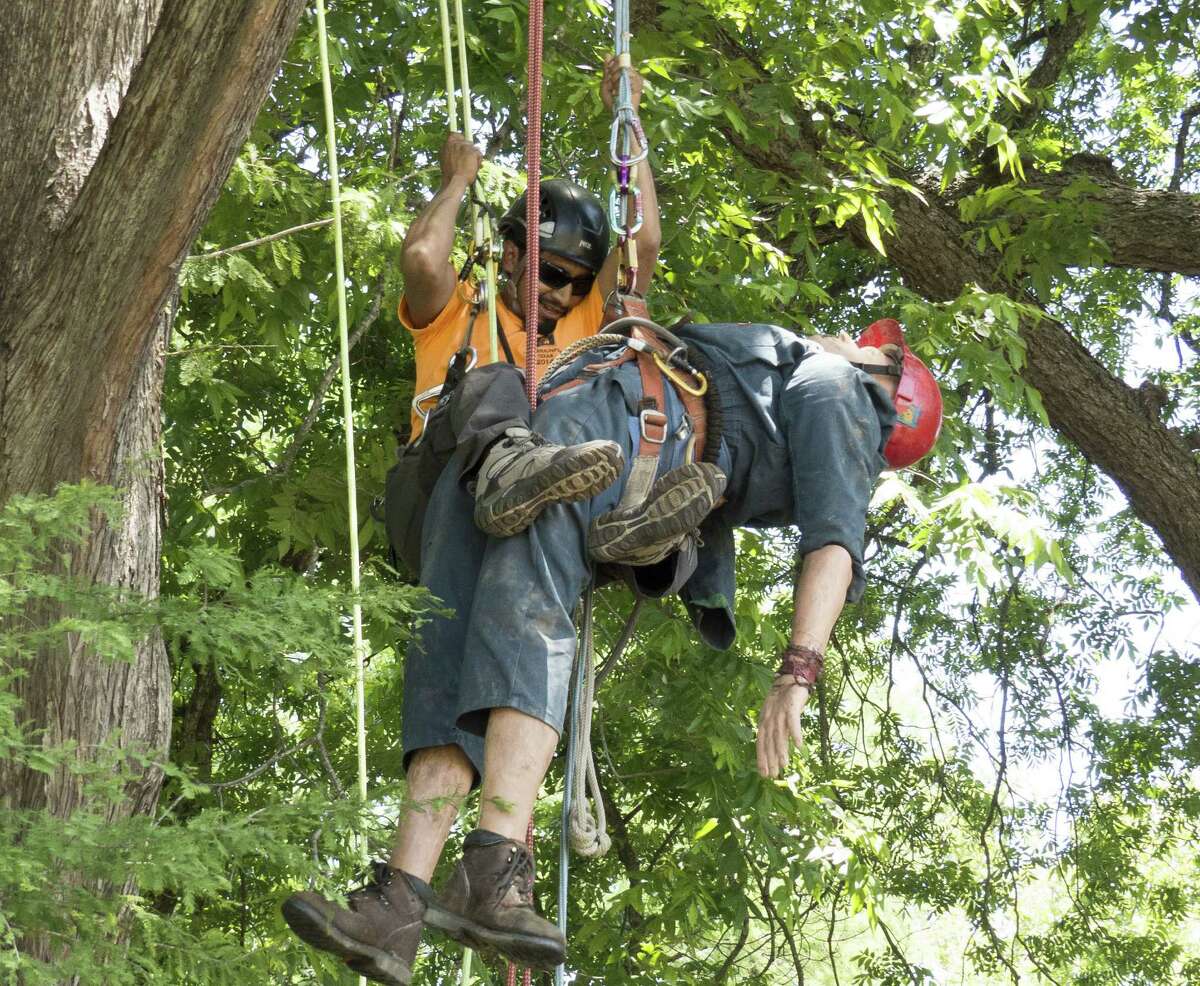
[776,645,824,688]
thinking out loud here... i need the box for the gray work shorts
[400,354,693,783]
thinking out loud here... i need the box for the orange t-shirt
[398,280,604,441]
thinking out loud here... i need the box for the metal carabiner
[608,184,644,237]
[412,347,479,422]
[412,385,443,424]
[608,113,650,168]
[653,352,708,397]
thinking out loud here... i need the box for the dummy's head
[858,319,942,468]
[497,180,611,334]
[815,320,943,468]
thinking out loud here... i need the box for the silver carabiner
[411,347,479,422]
[608,112,649,167]
[412,384,443,424]
[608,184,644,237]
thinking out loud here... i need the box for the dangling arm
[755,544,852,778]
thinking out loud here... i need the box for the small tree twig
[1158,101,1200,356]
[191,218,335,261]
[206,272,388,498]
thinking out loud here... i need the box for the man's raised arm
[596,56,661,300]
[401,133,483,329]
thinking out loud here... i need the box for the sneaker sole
[281,895,413,986]
[422,900,565,971]
[476,445,623,538]
[589,463,726,564]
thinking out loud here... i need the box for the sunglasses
[538,259,595,296]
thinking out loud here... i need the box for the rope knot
[568,807,612,858]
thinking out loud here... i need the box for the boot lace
[347,860,394,912]
[496,845,535,906]
[503,430,548,453]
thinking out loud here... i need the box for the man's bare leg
[389,744,474,882]
[477,708,558,841]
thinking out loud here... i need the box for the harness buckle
[639,408,668,444]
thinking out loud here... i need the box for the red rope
[506,819,537,986]
[523,0,545,409]
[511,7,544,981]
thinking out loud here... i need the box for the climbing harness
[543,317,710,513]
[314,3,369,984]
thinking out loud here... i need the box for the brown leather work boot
[423,829,566,970]
[281,862,429,985]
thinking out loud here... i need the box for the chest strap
[539,307,712,511]
[617,323,709,510]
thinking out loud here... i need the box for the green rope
[453,0,475,140]
[314,0,369,831]
[437,0,459,132]
[438,0,499,362]
[435,4,487,980]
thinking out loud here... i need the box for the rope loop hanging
[567,585,613,858]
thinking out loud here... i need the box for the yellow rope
[313,28,369,986]
[435,4,488,980]
[439,0,499,362]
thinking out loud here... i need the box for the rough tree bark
[0,0,305,964]
[874,187,1200,600]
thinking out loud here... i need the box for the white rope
[566,590,644,860]
[567,587,611,858]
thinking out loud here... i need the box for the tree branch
[207,272,387,498]
[713,917,751,983]
[190,217,334,260]
[1027,166,1200,276]
[1007,9,1094,132]
[1158,101,1200,354]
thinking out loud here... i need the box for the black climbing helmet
[497,179,611,274]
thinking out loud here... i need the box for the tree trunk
[0,0,306,967]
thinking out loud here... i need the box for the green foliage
[0,486,431,984]
[8,0,1200,982]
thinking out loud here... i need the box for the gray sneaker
[588,461,726,566]
[281,862,427,985]
[474,427,623,537]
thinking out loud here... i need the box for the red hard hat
[858,319,942,469]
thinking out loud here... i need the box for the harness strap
[850,360,902,377]
[602,289,650,327]
[540,324,711,489]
